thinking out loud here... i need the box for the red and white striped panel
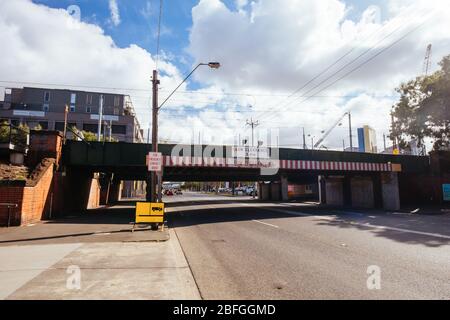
[162,156,393,172]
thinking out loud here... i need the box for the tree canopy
[391,55,450,152]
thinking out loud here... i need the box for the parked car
[175,189,183,195]
[165,189,174,196]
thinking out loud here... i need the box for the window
[113,108,120,116]
[39,121,49,130]
[112,125,126,135]
[69,93,77,112]
[44,91,50,102]
[86,106,91,113]
[83,123,98,133]
[43,104,49,112]
[55,122,76,131]
[86,94,93,105]
[114,96,120,107]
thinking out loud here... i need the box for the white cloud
[0,0,229,145]
[187,0,450,149]
[109,0,121,26]
[1,0,450,150]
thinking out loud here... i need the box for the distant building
[0,86,145,198]
[344,147,359,152]
[358,125,377,153]
[0,87,144,143]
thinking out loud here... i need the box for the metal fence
[0,203,18,227]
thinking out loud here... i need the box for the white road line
[265,208,450,240]
[252,220,279,229]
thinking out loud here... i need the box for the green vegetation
[391,55,450,151]
[0,121,29,146]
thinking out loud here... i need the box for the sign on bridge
[232,146,269,159]
[147,152,163,172]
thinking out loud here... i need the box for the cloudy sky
[0,0,449,150]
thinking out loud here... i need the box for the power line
[155,0,164,70]
[256,11,428,126]
[256,9,434,128]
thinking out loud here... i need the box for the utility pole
[343,139,345,151]
[63,105,69,144]
[246,118,260,147]
[302,127,307,149]
[149,70,160,203]
[391,114,399,154]
[348,112,353,152]
[383,133,387,152]
[109,120,113,142]
[97,95,104,142]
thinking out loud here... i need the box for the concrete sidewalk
[0,230,201,300]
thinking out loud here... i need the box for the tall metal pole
[150,70,160,203]
[348,112,353,152]
[109,120,113,142]
[302,127,307,149]
[63,105,69,144]
[97,95,104,142]
[246,118,259,147]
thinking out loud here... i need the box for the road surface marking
[252,220,279,229]
[266,208,450,240]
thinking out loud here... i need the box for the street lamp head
[208,62,221,69]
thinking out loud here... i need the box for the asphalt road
[168,192,450,300]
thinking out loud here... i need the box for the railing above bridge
[62,141,430,174]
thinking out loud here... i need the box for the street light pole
[148,62,220,203]
[348,112,353,152]
[149,70,160,203]
[246,118,260,147]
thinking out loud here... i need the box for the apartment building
[0,87,144,143]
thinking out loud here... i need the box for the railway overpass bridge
[59,140,432,212]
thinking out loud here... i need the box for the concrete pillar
[258,182,270,201]
[58,168,94,215]
[373,174,383,209]
[381,172,400,211]
[270,182,281,201]
[350,176,374,208]
[281,176,289,201]
[325,177,344,206]
[108,179,122,205]
[343,176,352,207]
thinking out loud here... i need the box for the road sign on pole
[147,152,162,172]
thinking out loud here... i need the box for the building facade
[0,87,144,143]
[358,125,378,154]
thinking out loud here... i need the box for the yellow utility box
[135,202,165,224]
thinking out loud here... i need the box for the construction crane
[423,44,432,76]
[314,112,351,150]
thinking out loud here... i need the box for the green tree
[391,55,450,151]
[0,122,29,146]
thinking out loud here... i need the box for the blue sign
[443,184,450,201]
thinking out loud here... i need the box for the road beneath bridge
[2,192,449,300]
[167,192,450,299]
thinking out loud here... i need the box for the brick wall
[0,160,54,226]
[27,131,63,168]
[20,161,55,225]
[0,183,25,226]
[87,177,101,209]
